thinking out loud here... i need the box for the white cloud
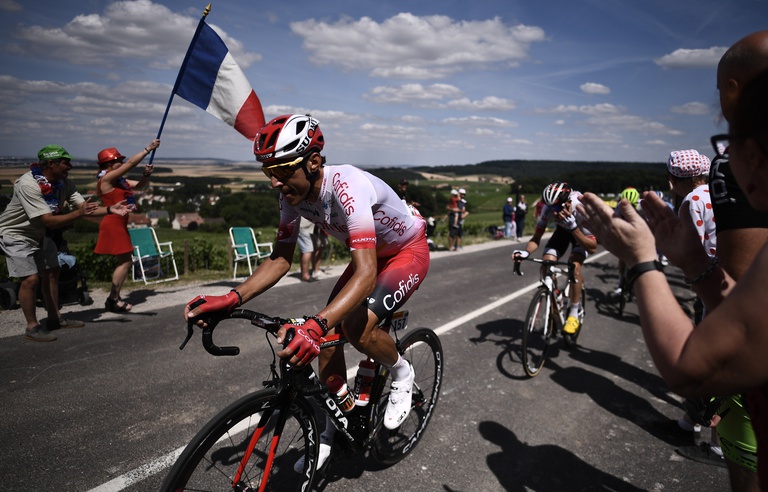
[365,84,514,111]
[447,96,516,111]
[647,139,667,146]
[580,82,611,95]
[670,101,711,115]
[290,13,546,79]
[442,116,518,127]
[654,47,727,68]
[537,103,622,115]
[3,0,261,69]
[554,120,565,126]
[365,83,462,105]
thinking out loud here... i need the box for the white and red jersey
[276,165,426,257]
[682,184,716,257]
[535,191,593,236]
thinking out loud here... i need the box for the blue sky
[0,0,765,167]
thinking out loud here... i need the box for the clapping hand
[81,197,99,215]
[110,200,131,216]
[640,192,708,271]
[576,193,657,267]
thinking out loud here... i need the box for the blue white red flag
[175,23,265,140]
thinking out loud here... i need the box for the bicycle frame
[180,308,400,473]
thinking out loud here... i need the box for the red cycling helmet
[542,182,572,206]
[253,114,325,164]
[97,147,125,166]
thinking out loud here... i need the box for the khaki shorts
[0,235,58,277]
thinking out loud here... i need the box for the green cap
[37,144,74,162]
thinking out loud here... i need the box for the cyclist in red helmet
[513,182,597,336]
[185,114,431,466]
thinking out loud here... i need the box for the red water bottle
[326,375,354,412]
[353,359,376,407]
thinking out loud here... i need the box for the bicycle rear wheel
[522,287,555,377]
[371,328,443,466]
[563,282,587,347]
[161,388,318,492]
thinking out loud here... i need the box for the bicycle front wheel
[372,327,444,466]
[522,287,555,377]
[161,388,319,492]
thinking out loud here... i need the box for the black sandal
[105,297,132,313]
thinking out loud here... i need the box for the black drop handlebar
[181,299,294,357]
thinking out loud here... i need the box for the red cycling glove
[283,318,325,365]
[186,291,241,316]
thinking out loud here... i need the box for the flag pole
[149,2,212,164]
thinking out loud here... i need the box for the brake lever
[179,322,194,350]
[513,259,524,276]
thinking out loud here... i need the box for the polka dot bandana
[667,149,705,178]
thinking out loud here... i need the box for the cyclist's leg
[567,251,587,307]
[541,227,569,277]
[350,237,430,428]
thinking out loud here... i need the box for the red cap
[97,147,125,166]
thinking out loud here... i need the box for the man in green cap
[0,145,129,342]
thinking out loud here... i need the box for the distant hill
[411,159,662,179]
[369,159,668,195]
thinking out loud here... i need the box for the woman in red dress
[95,139,160,312]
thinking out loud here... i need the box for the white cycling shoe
[293,442,332,473]
[384,362,415,430]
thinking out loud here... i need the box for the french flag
[175,23,265,140]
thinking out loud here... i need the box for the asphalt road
[0,241,729,491]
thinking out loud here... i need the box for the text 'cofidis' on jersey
[332,172,355,216]
[373,210,408,237]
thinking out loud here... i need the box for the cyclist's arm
[524,225,545,254]
[571,228,597,255]
[317,247,378,329]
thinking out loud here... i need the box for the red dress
[94,180,134,255]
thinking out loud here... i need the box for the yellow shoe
[564,316,580,334]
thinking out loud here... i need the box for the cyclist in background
[512,182,597,335]
[184,114,431,468]
[610,187,641,297]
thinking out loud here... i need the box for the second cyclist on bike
[184,114,431,468]
[513,182,597,335]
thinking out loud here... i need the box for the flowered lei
[30,163,62,214]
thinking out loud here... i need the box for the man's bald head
[718,31,768,122]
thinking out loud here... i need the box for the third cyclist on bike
[513,182,597,336]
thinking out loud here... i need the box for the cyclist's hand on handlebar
[184,291,240,327]
[512,250,529,275]
[276,318,324,366]
[513,250,529,259]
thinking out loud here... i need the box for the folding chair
[129,228,179,284]
[230,227,273,279]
